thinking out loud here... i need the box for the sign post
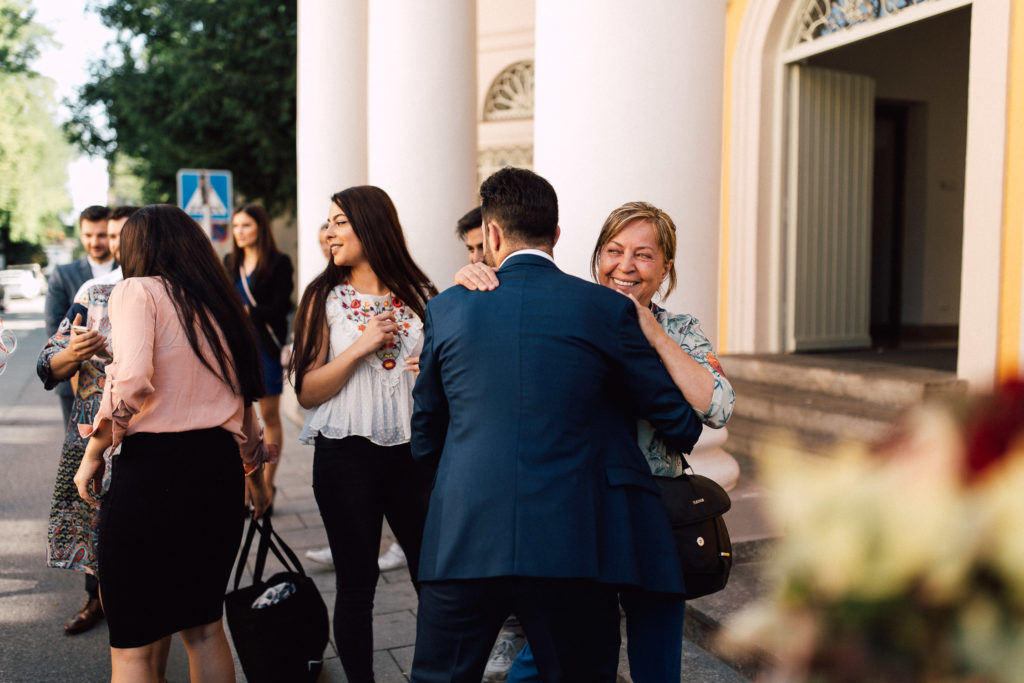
[176,169,233,254]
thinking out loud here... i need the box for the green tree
[0,0,41,72]
[67,0,297,215]
[0,0,72,247]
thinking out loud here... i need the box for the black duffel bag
[225,515,329,683]
[655,464,733,600]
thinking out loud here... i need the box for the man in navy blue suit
[410,168,703,682]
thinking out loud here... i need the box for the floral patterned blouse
[637,303,735,477]
[299,281,424,447]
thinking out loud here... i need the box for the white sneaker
[377,543,407,571]
[305,546,333,566]
[483,630,526,679]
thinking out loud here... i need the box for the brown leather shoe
[64,597,104,635]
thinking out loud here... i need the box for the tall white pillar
[535,1,725,334]
[535,1,736,488]
[296,0,368,290]
[367,0,478,290]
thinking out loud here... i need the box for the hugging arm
[612,302,703,453]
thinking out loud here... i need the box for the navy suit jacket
[44,257,107,336]
[411,254,703,594]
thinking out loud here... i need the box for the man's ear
[553,225,561,248]
[487,221,502,253]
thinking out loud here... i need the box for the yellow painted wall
[1000,3,1024,380]
[719,0,750,352]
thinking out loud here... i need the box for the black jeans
[312,435,433,683]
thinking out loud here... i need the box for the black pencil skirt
[97,427,245,648]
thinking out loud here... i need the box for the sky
[30,0,115,214]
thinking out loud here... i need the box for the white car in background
[8,263,47,295]
[0,268,44,299]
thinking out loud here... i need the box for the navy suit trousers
[411,577,620,683]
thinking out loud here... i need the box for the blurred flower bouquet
[719,381,1024,682]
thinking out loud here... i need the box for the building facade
[296,0,1022,390]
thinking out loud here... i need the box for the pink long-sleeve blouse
[89,276,270,473]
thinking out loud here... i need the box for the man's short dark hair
[110,205,140,221]
[455,207,482,240]
[479,167,558,247]
[79,205,110,224]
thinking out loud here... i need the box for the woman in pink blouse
[74,205,275,683]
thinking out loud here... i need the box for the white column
[296,0,368,291]
[535,1,737,488]
[367,0,478,290]
[535,0,725,333]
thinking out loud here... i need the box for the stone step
[729,377,896,444]
[721,353,965,409]
[725,413,844,462]
[683,541,776,680]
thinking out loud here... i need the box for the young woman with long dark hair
[290,186,436,683]
[74,205,275,683]
[225,203,293,510]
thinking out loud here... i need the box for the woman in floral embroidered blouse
[290,185,437,683]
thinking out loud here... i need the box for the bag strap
[239,267,258,308]
[233,515,260,591]
[238,267,284,350]
[237,516,309,588]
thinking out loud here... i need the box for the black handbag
[655,462,733,600]
[225,516,330,683]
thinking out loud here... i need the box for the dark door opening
[870,102,908,350]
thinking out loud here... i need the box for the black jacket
[225,251,294,355]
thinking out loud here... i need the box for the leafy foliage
[0,0,44,73]
[67,0,297,214]
[0,0,72,246]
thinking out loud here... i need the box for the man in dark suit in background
[44,205,114,426]
[409,168,703,682]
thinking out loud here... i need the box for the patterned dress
[36,283,116,575]
[636,303,736,477]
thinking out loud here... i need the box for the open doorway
[795,6,970,372]
[870,101,908,350]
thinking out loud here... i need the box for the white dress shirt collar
[499,248,555,269]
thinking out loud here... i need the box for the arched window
[795,0,941,44]
[483,60,534,121]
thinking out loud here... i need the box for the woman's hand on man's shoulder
[454,263,499,291]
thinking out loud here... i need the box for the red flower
[706,352,726,377]
[964,380,1024,481]
[351,298,361,309]
[393,297,402,308]
[382,358,396,370]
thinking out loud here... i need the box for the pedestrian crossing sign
[176,169,233,244]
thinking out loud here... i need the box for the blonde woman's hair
[590,201,678,300]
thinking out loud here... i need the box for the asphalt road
[0,296,197,682]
